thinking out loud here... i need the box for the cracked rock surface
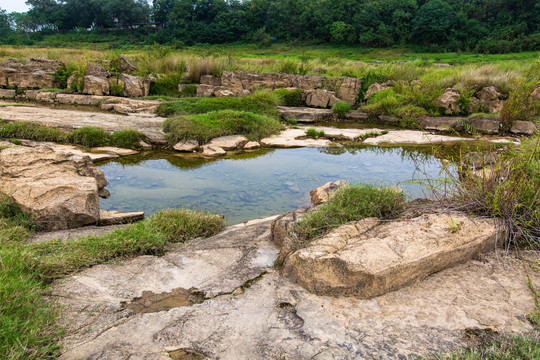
[52,217,540,360]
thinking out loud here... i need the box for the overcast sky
[1,0,156,13]
[1,0,30,13]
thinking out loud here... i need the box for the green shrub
[109,129,145,149]
[362,89,403,115]
[294,184,405,246]
[179,84,197,97]
[53,67,73,89]
[305,128,325,138]
[332,101,352,118]
[157,91,280,117]
[0,121,66,143]
[149,73,185,97]
[501,77,539,131]
[163,110,283,145]
[67,127,110,147]
[274,88,303,107]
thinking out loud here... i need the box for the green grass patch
[0,121,146,149]
[30,208,225,282]
[163,110,283,145]
[0,196,62,359]
[332,101,352,118]
[156,90,281,118]
[305,128,325,138]
[294,184,405,246]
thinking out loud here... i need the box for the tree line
[1,0,539,53]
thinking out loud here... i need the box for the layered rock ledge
[0,146,109,230]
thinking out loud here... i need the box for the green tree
[412,0,456,44]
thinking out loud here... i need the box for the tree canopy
[0,0,538,53]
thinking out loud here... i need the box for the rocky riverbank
[50,213,539,359]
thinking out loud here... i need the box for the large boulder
[83,75,110,96]
[119,74,151,98]
[336,77,362,105]
[0,58,64,89]
[0,146,109,230]
[305,90,339,108]
[436,88,461,115]
[279,212,501,298]
[475,86,504,113]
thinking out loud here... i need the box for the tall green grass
[156,90,281,117]
[294,184,405,247]
[0,122,146,149]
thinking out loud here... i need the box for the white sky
[0,0,154,13]
[1,0,30,13]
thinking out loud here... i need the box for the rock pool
[97,145,447,225]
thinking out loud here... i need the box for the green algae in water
[97,146,445,225]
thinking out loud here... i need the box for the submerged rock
[173,140,199,152]
[201,145,226,157]
[0,146,109,230]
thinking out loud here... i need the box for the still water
[97,145,445,225]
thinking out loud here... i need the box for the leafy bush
[332,101,352,118]
[163,110,283,145]
[363,89,403,115]
[109,129,145,149]
[294,184,405,245]
[274,88,303,107]
[149,73,185,97]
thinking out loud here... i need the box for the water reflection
[97,146,446,225]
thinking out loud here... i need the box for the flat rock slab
[207,135,248,150]
[261,129,331,148]
[52,216,540,359]
[91,147,139,156]
[0,104,167,144]
[363,130,465,145]
[98,210,145,226]
[19,140,119,161]
[282,213,500,298]
[278,106,334,122]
